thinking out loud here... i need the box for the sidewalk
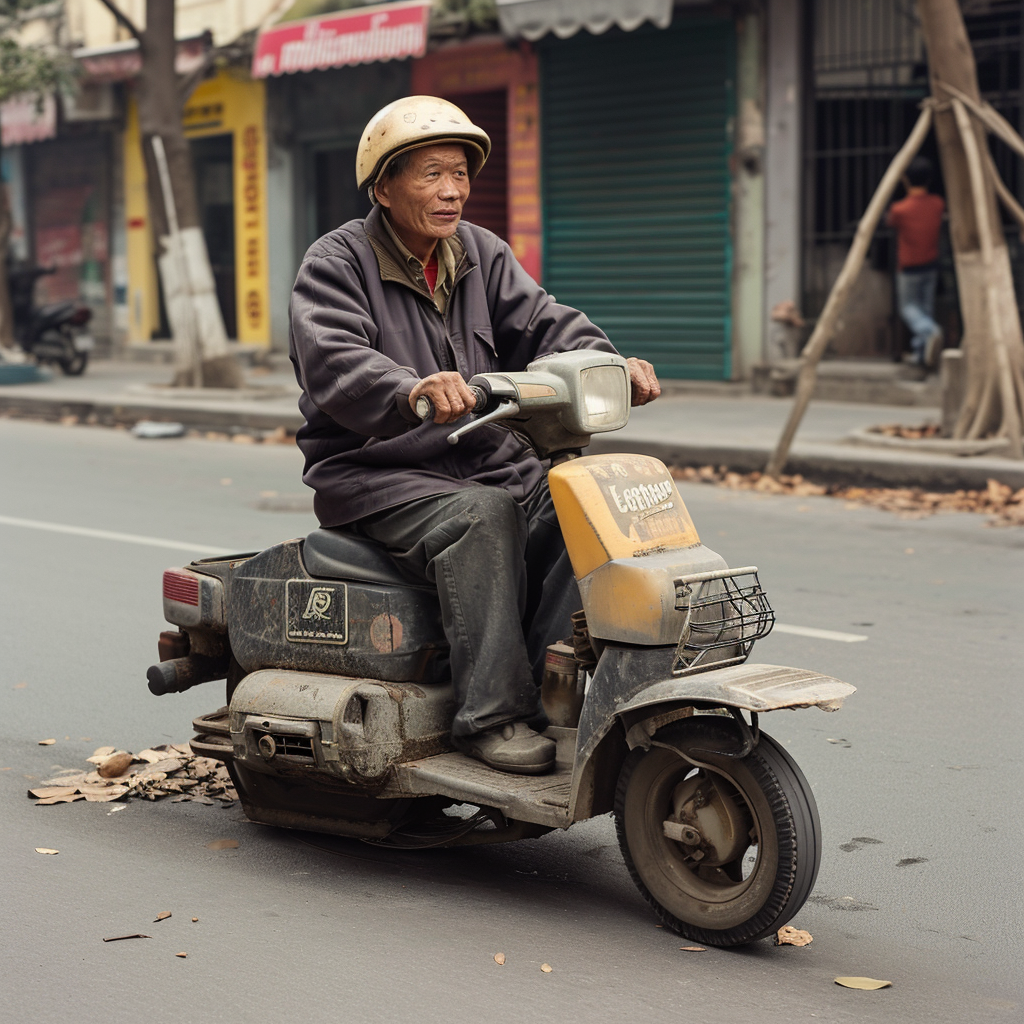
[1,357,1022,491]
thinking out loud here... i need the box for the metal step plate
[391,752,573,828]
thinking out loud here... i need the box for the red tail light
[69,307,92,326]
[163,569,200,606]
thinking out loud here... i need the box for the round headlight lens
[580,365,629,430]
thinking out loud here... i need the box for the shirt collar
[381,213,454,299]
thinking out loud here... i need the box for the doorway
[191,133,237,338]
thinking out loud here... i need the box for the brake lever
[446,399,521,445]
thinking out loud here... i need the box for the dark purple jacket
[289,205,615,527]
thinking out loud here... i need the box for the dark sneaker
[924,330,943,369]
[458,722,556,775]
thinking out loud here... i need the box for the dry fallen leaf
[206,838,239,851]
[155,911,172,922]
[540,964,553,973]
[37,739,56,746]
[98,752,133,778]
[493,953,505,965]
[36,794,85,805]
[834,977,892,990]
[102,934,151,942]
[776,926,813,947]
[28,786,79,800]
[35,848,59,855]
[175,952,188,958]
[679,946,707,952]
[86,746,116,764]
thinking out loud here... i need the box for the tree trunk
[917,0,1024,454]
[136,0,241,387]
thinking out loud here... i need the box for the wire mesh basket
[671,567,775,675]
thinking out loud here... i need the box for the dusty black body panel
[225,540,449,684]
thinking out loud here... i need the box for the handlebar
[414,384,489,422]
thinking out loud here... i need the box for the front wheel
[615,717,821,946]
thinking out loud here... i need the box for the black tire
[614,717,821,946]
[58,350,88,376]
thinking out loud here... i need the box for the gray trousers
[354,480,580,739]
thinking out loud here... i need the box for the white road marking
[0,514,233,556]
[0,515,871,644]
[773,623,868,643]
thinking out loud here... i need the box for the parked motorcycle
[7,264,94,375]
[147,350,855,946]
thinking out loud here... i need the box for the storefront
[123,70,271,347]
[2,92,118,347]
[537,15,737,379]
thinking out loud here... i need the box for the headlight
[579,365,629,430]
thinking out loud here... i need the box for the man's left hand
[627,357,661,406]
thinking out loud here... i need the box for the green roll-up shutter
[540,19,735,379]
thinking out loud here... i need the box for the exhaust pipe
[147,653,229,696]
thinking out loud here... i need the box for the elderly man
[289,96,659,775]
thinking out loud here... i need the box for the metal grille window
[803,0,1024,355]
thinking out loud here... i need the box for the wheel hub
[663,773,752,867]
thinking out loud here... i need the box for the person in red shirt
[886,156,946,369]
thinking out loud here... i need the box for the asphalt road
[1,417,1021,1024]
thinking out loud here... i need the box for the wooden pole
[937,80,1024,161]
[952,98,1024,458]
[764,104,934,479]
[983,145,1024,240]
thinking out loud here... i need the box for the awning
[251,0,432,79]
[496,0,680,41]
[73,35,210,84]
[0,94,57,147]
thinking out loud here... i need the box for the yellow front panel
[549,454,700,579]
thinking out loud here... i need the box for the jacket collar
[364,204,473,302]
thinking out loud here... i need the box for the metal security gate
[540,18,735,379]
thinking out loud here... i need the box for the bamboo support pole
[951,98,1024,458]
[937,80,1024,161]
[764,104,935,479]
[983,145,1024,240]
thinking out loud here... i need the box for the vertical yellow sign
[230,89,269,345]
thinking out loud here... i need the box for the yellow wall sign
[124,71,270,346]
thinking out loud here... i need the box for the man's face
[374,144,470,256]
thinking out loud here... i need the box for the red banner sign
[252,0,432,79]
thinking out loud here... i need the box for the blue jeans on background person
[896,267,941,365]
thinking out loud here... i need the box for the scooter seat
[303,528,421,588]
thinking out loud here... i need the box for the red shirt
[423,254,438,294]
[886,192,945,269]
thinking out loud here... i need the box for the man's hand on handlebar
[409,372,478,425]
[626,357,661,406]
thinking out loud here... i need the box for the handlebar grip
[415,386,488,422]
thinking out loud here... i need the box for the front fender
[568,649,854,819]
[615,662,855,718]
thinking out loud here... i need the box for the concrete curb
[588,436,1024,491]
[4,387,1023,491]
[0,391,305,433]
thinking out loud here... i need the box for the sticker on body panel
[590,460,692,546]
[286,580,348,645]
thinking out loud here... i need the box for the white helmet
[356,95,491,193]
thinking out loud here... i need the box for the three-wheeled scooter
[147,350,855,946]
